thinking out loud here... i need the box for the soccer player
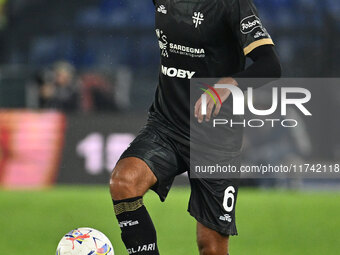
[110,0,281,254]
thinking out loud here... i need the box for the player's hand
[194,78,238,123]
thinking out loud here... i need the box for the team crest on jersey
[192,12,204,28]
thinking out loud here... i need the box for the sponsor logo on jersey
[219,214,232,222]
[157,5,167,14]
[156,29,169,57]
[254,30,269,39]
[161,65,195,79]
[169,43,205,58]
[127,243,156,254]
[156,29,205,58]
[240,15,263,34]
[192,11,204,28]
[119,220,139,228]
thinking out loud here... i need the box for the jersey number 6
[223,186,236,212]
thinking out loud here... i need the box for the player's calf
[110,157,159,255]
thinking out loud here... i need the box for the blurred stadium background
[0,0,340,254]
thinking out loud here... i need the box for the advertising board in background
[57,113,147,184]
[0,111,65,189]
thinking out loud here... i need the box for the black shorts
[119,113,240,236]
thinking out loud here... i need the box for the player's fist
[194,78,238,123]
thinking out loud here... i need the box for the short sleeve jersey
[150,0,274,137]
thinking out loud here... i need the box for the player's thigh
[110,157,157,200]
[111,126,181,201]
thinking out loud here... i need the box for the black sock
[113,197,159,255]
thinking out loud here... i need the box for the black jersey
[150,0,273,139]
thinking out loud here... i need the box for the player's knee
[110,166,139,200]
[198,243,220,255]
[197,238,223,255]
[110,157,157,200]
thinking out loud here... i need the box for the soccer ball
[56,227,114,255]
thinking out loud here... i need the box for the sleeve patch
[240,15,262,34]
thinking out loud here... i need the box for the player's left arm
[195,44,281,122]
[195,0,282,122]
[220,44,282,89]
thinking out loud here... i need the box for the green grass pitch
[1,186,340,255]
